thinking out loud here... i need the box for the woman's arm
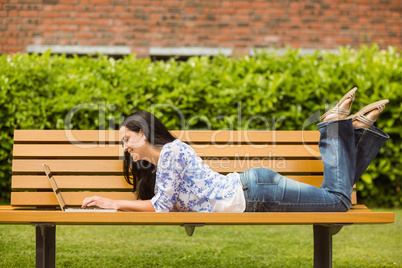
[81,196,155,212]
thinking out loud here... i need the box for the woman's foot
[348,100,388,129]
[323,98,353,122]
[320,87,357,122]
[352,109,381,128]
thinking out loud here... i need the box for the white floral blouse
[151,139,243,212]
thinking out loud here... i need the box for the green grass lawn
[1,209,400,267]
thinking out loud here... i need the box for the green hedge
[1,44,401,207]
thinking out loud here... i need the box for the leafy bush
[0,44,400,207]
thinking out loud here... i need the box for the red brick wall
[1,0,401,56]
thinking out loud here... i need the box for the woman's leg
[240,118,357,212]
[351,102,390,183]
[240,168,348,212]
[240,93,389,212]
[317,118,356,210]
[353,126,389,184]
[239,119,389,212]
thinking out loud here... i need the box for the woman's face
[119,126,148,162]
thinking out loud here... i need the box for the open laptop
[42,164,117,212]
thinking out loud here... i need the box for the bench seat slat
[0,209,394,225]
[12,159,324,174]
[14,130,321,143]
[11,192,137,206]
[13,144,321,158]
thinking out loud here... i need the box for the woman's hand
[81,196,155,212]
[81,196,117,210]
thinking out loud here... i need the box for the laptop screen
[42,164,67,210]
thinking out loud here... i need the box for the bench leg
[181,223,205,236]
[35,224,56,268]
[313,225,344,268]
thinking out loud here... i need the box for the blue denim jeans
[239,119,389,212]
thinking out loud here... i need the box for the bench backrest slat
[11,175,324,190]
[14,130,321,143]
[11,192,137,207]
[12,176,132,190]
[13,144,321,158]
[12,159,324,173]
[11,130,357,208]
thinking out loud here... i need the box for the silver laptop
[42,164,117,212]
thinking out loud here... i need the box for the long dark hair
[121,111,176,200]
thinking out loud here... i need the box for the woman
[82,88,389,212]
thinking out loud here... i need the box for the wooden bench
[0,129,394,268]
